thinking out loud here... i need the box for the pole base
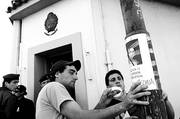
[128,89,168,119]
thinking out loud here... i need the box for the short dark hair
[50,60,81,74]
[50,65,67,77]
[105,69,124,86]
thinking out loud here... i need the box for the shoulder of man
[21,98,35,109]
[40,82,68,95]
[23,97,34,103]
[0,87,16,97]
[46,82,65,88]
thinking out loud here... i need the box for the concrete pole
[119,0,168,118]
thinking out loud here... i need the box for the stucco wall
[142,1,180,118]
[16,0,180,118]
[20,0,103,109]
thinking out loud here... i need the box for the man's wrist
[94,102,106,109]
[120,101,131,111]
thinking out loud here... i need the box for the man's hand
[94,88,120,109]
[122,81,151,109]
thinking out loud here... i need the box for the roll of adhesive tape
[111,87,122,98]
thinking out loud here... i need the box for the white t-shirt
[36,82,74,119]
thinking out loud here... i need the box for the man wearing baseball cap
[0,73,19,119]
[36,60,151,119]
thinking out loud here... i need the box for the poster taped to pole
[125,33,158,90]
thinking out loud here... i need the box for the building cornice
[9,0,180,21]
[10,0,60,21]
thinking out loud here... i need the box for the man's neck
[65,86,76,100]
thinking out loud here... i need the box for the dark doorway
[37,43,73,72]
[28,33,88,109]
[34,44,73,102]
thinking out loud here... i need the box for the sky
[0,1,14,85]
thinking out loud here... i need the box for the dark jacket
[16,97,35,119]
[0,87,18,119]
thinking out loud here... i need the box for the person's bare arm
[94,88,115,109]
[60,82,151,119]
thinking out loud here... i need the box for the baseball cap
[50,60,81,72]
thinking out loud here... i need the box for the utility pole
[119,0,168,118]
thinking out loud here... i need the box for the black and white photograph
[126,38,143,66]
[0,0,179,119]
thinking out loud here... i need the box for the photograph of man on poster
[126,39,142,66]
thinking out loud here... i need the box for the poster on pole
[125,33,158,90]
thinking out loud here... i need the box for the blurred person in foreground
[36,60,151,119]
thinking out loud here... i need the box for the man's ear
[4,81,9,87]
[55,71,60,78]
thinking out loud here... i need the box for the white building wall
[15,0,180,118]
[19,0,105,109]
[141,1,180,118]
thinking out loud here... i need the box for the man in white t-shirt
[36,60,151,119]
